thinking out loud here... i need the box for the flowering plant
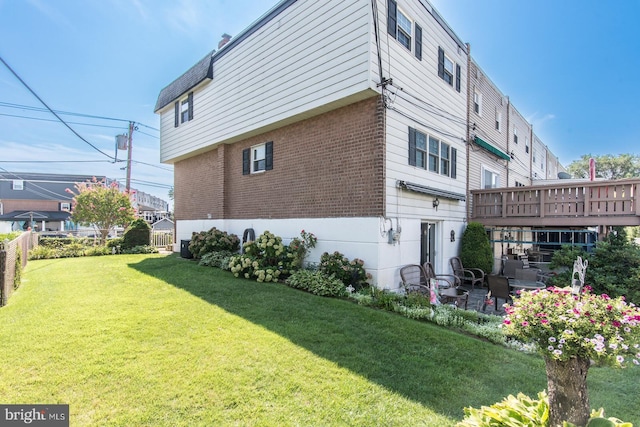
[288,230,317,269]
[503,286,640,366]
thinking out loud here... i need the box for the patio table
[509,279,546,291]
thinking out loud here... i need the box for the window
[513,126,518,144]
[12,180,23,190]
[396,10,412,50]
[495,109,502,131]
[482,166,500,189]
[60,202,71,211]
[525,136,529,153]
[437,47,461,92]
[242,141,273,175]
[408,127,457,178]
[473,90,482,115]
[252,144,266,172]
[533,149,537,164]
[174,91,193,127]
[387,0,422,59]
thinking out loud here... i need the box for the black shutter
[415,24,422,60]
[387,0,397,39]
[408,127,417,166]
[187,92,194,120]
[455,64,461,92]
[174,101,179,127]
[451,147,457,179]
[437,47,445,79]
[265,141,273,171]
[242,148,250,175]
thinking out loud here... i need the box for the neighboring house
[0,172,101,232]
[466,57,510,220]
[507,105,532,188]
[0,172,170,234]
[151,218,174,232]
[156,0,470,289]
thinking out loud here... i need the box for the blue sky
[1,0,638,207]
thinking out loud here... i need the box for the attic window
[174,92,194,127]
[12,180,23,190]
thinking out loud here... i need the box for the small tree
[69,178,136,245]
[122,218,151,249]
[504,286,640,426]
[459,222,493,274]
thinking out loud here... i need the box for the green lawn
[1,254,638,426]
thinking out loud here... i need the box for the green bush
[13,250,22,290]
[319,251,370,290]
[285,270,347,297]
[547,229,640,306]
[28,246,57,260]
[121,245,158,254]
[199,251,234,270]
[189,227,240,259]
[122,219,151,249]
[459,222,493,275]
[457,391,632,427]
[107,238,124,249]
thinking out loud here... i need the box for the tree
[459,222,493,274]
[566,153,640,180]
[69,178,136,245]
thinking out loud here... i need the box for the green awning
[474,136,511,161]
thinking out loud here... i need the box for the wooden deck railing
[471,179,640,227]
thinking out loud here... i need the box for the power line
[0,100,159,131]
[0,112,129,130]
[0,55,115,160]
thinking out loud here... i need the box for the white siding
[159,0,378,163]
[378,0,468,279]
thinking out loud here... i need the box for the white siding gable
[159,0,378,164]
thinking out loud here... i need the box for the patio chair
[485,275,512,311]
[423,262,457,289]
[449,257,485,290]
[399,264,429,295]
[424,262,469,309]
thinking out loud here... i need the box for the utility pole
[126,121,134,192]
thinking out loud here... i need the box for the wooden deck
[471,179,640,227]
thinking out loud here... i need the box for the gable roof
[153,0,298,113]
[154,50,215,112]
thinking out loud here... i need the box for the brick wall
[174,96,386,220]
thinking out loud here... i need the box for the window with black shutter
[244,142,273,174]
[387,0,397,39]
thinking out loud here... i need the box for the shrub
[107,237,124,249]
[285,270,347,297]
[122,219,151,249]
[288,230,317,269]
[229,231,289,282]
[189,227,240,259]
[457,391,632,427]
[459,222,493,274]
[199,251,234,270]
[319,251,370,290]
[13,250,22,290]
[121,245,159,254]
[28,246,57,260]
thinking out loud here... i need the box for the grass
[0,254,638,426]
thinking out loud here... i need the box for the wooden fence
[0,232,38,306]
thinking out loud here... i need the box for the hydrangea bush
[229,231,290,282]
[503,286,640,366]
